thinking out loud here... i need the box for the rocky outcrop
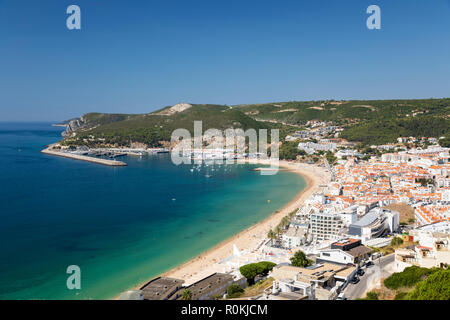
[61,117,87,137]
[156,103,192,116]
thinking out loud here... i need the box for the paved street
[344,254,395,300]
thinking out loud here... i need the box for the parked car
[366,261,374,267]
[357,269,365,276]
[336,292,347,300]
[351,276,360,284]
[371,252,383,260]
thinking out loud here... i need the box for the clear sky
[0,0,449,121]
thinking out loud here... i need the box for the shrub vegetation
[384,266,438,290]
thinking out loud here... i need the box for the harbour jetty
[41,148,127,167]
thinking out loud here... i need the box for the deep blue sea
[0,122,305,299]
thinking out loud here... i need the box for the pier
[41,148,127,167]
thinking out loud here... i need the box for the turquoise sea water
[0,122,305,300]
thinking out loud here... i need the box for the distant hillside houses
[298,142,337,155]
[381,146,449,164]
[285,126,343,142]
[397,136,440,144]
[335,149,362,159]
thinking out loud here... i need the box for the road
[344,254,395,300]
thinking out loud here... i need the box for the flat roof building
[318,238,372,265]
[331,238,361,251]
[183,273,235,300]
[139,276,184,300]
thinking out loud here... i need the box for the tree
[288,210,297,218]
[267,230,277,245]
[280,216,290,228]
[390,237,404,247]
[438,136,450,148]
[290,250,312,267]
[226,284,244,298]
[325,151,337,165]
[365,291,379,300]
[181,289,192,300]
[280,141,300,160]
[384,266,437,290]
[394,292,408,300]
[240,262,277,285]
[240,264,259,285]
[275,225,282,236]
[407,269,450,300]
[256,261,276,276]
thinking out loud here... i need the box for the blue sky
[0,0,449,121]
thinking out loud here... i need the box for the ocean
[0,122,305,299]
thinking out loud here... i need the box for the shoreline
[116,159,329,298]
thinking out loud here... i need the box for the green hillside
[235,98,450,145]
[340,116,449,145]
[61,99,450,147]
[233,98,450,126]
[63,104,277,147]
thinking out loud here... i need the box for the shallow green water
[0,122,305,299]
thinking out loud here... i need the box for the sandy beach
[120,160,329,297]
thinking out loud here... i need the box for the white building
[298,142,337,155]
[310,212,345,241]
[326,182,342,196]
[335,149,362,159]
[337,206,358,226]
[348,208,399,241]
[317,238,372,265]
[381,153,410,163]
[272,278,315,300]
[282,226,307,249]
[317,249,355,265]
[395,231,450,272]
[305,193,327,206]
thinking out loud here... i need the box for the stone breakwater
[41,148,127,166]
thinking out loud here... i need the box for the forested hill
[60,99,450,147]
[233,98,450,125]
[234,98,449,146]
[60,104,277,147]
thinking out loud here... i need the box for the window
[322,253,330,257]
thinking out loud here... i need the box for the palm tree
[275,225,282,237]
[267,230,277,246]
[181,289,192,300]
[290,250,312,267]
[281,216,290,228]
